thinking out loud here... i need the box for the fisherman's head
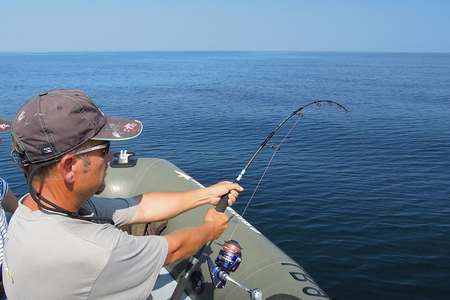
[11,89,142,197]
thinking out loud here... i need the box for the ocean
[0,52,449,299]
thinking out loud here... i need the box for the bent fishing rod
[170,100,348,300]
[215,99,348,211]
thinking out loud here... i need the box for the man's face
[75,141,112,196]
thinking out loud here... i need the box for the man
[0,177,18,262]
[0,119,18,297]
[0,176,18,299]
[3,89,242,299]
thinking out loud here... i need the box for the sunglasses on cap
[73,142,111,157]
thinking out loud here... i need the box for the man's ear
[58,154,76,184]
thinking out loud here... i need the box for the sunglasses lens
[101,142,110,156]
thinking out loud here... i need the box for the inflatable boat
[99,152,329,300]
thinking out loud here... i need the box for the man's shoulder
[9,206,125,252]
[60,219,124,250]
[5,207,168,300]
[3,215,127,299]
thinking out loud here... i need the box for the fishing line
[229,113,302,239]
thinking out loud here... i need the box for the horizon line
[1,49,450,55]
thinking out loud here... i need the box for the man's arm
[129,181,242,224]
[0,178,18,213]
[2,190,18,213]
[87,208,228,298]
[164,207,228,265]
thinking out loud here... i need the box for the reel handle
[215,193,229,212]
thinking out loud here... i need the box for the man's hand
[203,207,229,240]
[164,208,231,265]
[132,182,243,224]
[205,181,244,207]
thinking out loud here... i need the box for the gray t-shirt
[2,196,168,300]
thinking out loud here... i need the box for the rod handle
[216,193,229,212]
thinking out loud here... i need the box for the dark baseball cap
[12,89,143,165]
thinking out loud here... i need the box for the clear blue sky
[1,0,449,52]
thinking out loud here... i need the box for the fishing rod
[170,100,348,300]
[216,99,348,212]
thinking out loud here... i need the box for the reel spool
[208,240,242,288]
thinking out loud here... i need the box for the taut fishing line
[229,111,303,239]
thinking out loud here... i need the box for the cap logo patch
[18,111,26,122]
[41,146,53,154]
[123,122,139,133]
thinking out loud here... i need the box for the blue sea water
[0,52,450,300]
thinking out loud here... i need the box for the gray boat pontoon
[100,153,329,300]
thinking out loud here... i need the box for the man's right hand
[164,208,230,265]
[204,208,228,240]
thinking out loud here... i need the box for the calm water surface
[0,52,449,300]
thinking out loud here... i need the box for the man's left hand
[205,181,244,207]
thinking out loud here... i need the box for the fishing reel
[207,240,242,288]
[206,240,262,300]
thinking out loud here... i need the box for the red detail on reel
[223,240,241,255]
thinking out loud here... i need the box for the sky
[1,0,449,53]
